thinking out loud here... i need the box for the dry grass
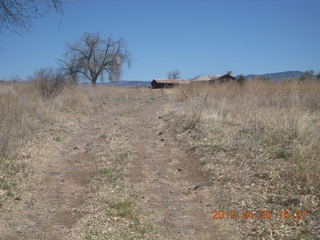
[164,80,320,239]
[2,79,319,239]
[0,81,151,201]
[1,80,161,239]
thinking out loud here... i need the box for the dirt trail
[1,96,235,240]
[125,96,235,240]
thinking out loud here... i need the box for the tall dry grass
[166,80,320,238]
[0,81,150,199]
[170,81,320,191]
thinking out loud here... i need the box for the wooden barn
[151,73,236,89]
[151,79,190,89]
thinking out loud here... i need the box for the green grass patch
[115,152,130,164]
[97,168,113,175]
[53,136,61,142]
[121,108,137,117]
[108,199,135,219]
[274,148,291,160]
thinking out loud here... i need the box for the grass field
[0,80,319,239]
[164,80,320,239]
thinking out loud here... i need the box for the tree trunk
[92,76,98,86]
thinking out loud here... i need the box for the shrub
[30,68,68,99]
[236,74,246,85]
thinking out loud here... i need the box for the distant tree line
[300,70,320,81]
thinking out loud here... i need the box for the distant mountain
[245,71,305,81]
[104,81,150,88]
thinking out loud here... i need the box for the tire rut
[125,97,236,240]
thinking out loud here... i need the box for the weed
[97,168,113,175]
[274,148,291,160]
[121,108,136,116]
[109,199,135,219]
[99,133,107,139]
[190,145,199,151]
[95,168,120,183]
[222,176,234,183]
[116,152,129,163]
[53,136,61,142]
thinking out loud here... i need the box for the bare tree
[0,0,63,32]
[59,56,80,84]
[305,70,314,80]
[167,70,181,80]
[61,33,130,85]
[300,70,314,81]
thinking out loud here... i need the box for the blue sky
[1,0,320,81]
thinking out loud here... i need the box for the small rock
[9,222,19,227]
[280,198,300,207]
[170,227,184,233]
[193,182,214,190]
[73,146,80,150]
[160,138,164,142]
[253,173,270,180]
[25,200,33,206]
[84,142,93,152]
[178,168,183,172]
[16,227,23,233]
[28,221,36,227]
[158,131,164,135]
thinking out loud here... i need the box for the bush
[30,68,68,99]
[236,74,246,85]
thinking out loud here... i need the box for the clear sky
[0,0,320,81]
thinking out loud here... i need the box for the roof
[191,75,218,81]
[191,73,235,81]
[152,79,191,84]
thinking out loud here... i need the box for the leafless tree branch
[0,0,63,32]
[167,70,181,80]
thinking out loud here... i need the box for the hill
[245,71,305,81]
[102,80,150,88]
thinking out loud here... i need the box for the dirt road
[1,95,235,240]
